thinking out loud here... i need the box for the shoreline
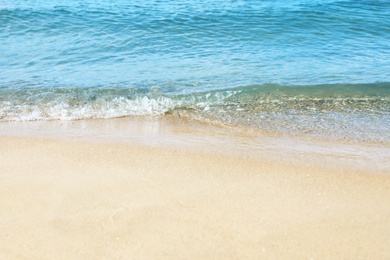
[1,116,389,174]
[1,117,390,258]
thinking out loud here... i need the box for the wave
[1,82,389,121]
[1,82,389,143]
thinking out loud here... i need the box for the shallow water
[1,117,389,174]
[1,0,389,143]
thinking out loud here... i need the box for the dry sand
[0,118,390,259]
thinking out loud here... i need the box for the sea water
[1,0,389,143]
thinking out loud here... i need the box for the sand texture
[1,119,390,259]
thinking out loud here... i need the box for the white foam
[0,96,178,121]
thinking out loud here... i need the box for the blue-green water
[1,0,389,143]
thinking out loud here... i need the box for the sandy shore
[1,118,390,259]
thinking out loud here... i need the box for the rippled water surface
[1,0,390,143]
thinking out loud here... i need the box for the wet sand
[1,118,390,259]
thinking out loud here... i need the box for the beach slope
[1,127,390,259]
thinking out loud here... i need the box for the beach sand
[0,117,390,259]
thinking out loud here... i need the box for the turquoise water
[1,0,389,143]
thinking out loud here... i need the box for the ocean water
[1,0,389,143]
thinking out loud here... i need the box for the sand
[1,118,390,259]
